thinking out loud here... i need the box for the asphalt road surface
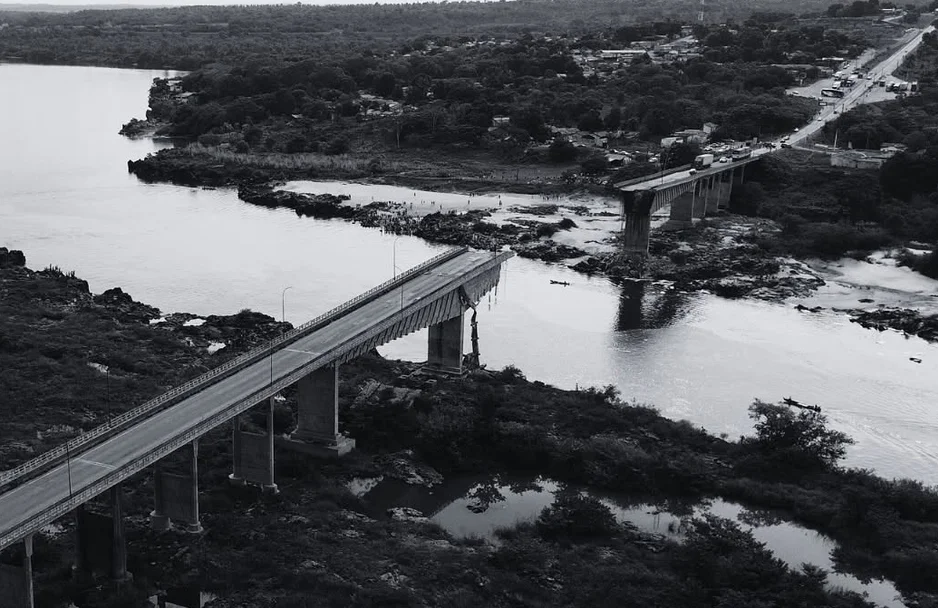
[0,249,501,551]
[621,24,934,193]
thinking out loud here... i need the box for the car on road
[781,143,792,149]
[689,168,697,174]
[718,156,730,163]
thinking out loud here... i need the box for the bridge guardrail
[0,246,467,491]
[612,164,692,190]
[0,248,513,554]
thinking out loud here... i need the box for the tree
[548,138,578,162]
[375,72,396,97]
[745,400,854,470]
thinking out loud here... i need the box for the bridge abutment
[285,364,355,457]
[426,314,465,375]
[149,441,202,534]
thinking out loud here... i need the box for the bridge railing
[612,164,691,191]
[0,246,467,491]
[0,249,513,554]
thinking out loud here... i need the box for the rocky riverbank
[4,250,938,608]
[848,307,938,342]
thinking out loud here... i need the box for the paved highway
[0,249,502,551]
[621,24,934,193]
[789,25,935,148]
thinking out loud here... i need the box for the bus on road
[821,88,846,98]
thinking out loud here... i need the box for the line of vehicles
[691,146,752,170]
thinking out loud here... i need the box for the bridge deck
[0,248,507,552]
[618,150,767,193]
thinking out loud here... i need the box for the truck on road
[693,153,714,169]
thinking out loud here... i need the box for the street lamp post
[281,286,293,335]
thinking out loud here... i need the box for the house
[492,116,511,127]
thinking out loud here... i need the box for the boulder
[0,247,26,268]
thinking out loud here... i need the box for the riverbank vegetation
[4,251,938,607]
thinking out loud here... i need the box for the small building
[831,149,895,169]
[672,129,708,144]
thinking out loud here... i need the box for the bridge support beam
[229,401,278,491]
[426,314,465,375]
[715,173,733,210]
[149,442,202,534]
[694,177,710,219]
[622,210,651,255]
[74,483,131,580]
[667,191,695,229]
[707,175,722,214]
[0,535,34,608]
[285,364,355,458]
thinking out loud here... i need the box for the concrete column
[264,397,278,493]
[287,364,355,457]
[427,314,464,374]
[150,462,170,531]
[668,191,695,228]
[694,177,709,219]
[73,505,87,576]
[707,175,722,214]
[622,211,651,255]
[187,440,202,534]
[24,535,34,608]
[718,175,734,209]
[0,537,34,608]
[110,484,130,581]
[228,414,245,486]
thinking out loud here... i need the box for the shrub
[536,491,620,540]
[742,400,854,472]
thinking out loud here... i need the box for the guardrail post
[284,364,355,458]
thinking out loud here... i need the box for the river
[1,63,937,485]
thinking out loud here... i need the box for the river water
[1,64,938,484]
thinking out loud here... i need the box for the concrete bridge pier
[149,441,202,533]
[286,364,355,457]
[715,172,733,210]
[693,177,710,220]
[229,398,278,491]
[622,210,651,255]
[733,165,746,185]
[668,190,695,228]
[74,483,131,581]
[0,535,34,608]
[426,314,465,375]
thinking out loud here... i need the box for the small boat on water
[550,280,571,286]
[783,397,821,413]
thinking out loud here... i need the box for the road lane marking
[285,348,321,356]
[77,458,117,471]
